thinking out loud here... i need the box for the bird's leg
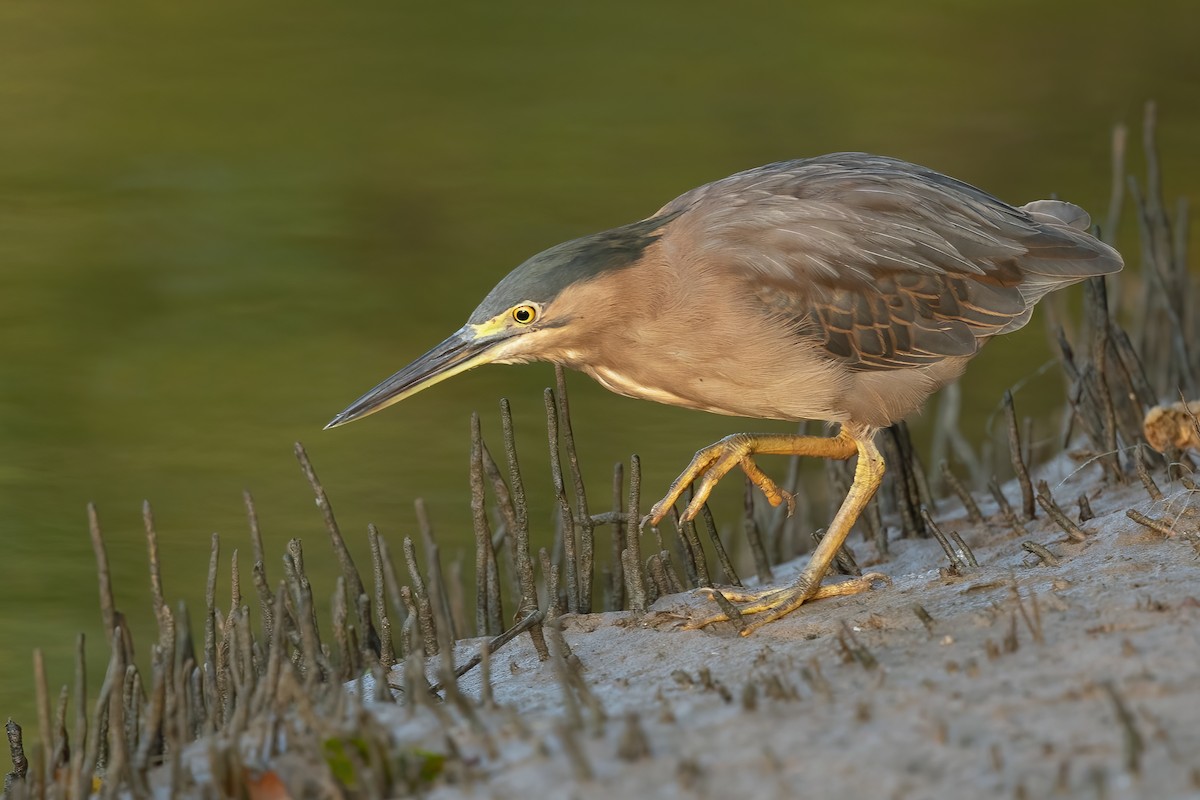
[683,426,887,635]
[647,430,858,525]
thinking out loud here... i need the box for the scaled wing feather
[659,153,1122,370]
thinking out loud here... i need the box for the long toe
[653,431,857,526]
[738,456,795,515]
[695,585,785,604]
[684,572,890,634]
[737,573,890,635]
[808,571,891,600]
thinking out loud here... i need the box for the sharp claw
[758,486,794,512]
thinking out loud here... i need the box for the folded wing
[659,153,1123,371]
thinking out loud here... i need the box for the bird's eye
[512,305,537,325]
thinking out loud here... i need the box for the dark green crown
[468,211,679,323]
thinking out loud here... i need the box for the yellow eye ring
[512,305,537,325]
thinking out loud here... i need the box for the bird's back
[640,153,1123,426]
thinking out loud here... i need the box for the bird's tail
[1019,199,1091,231]
[988,198,1123,335]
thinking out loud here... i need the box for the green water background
[1,1,1198,728]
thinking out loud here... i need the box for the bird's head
[325,212,676,429]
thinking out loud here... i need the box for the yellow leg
[678,424,887,635]
[647,429,858,525]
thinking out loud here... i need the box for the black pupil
[517,308,531,322]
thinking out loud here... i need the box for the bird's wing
[657,153,1120,371]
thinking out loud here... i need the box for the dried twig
[499,398,549,660]
[940,461,984,524]
[555,366,595,613]
[1004,391,1036,520]
[1125,509,1176,537]
[1036,481,1088,542]
[921,507,976,573]
[1021,541,1060,567]
[988,478,1028,537]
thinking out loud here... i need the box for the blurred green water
[1,0,1198,729]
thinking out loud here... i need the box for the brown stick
[1036,481,1088,542]
[624,455,648,611]
[1004,391,1036,520]
[499,399,549,659]
[294,442,380,654]
[555,366,595,613]
[940,460,984,524]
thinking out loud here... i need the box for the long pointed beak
[325,326,508,429]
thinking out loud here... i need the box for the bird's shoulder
[657,152,1039,285]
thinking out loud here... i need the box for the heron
[326,153,1123,634]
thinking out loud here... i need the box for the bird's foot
[646,435,795,525]
[682,572,890,636]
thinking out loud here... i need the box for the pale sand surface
[322,462,1200,800]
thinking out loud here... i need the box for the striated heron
[327,153,1123,634]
